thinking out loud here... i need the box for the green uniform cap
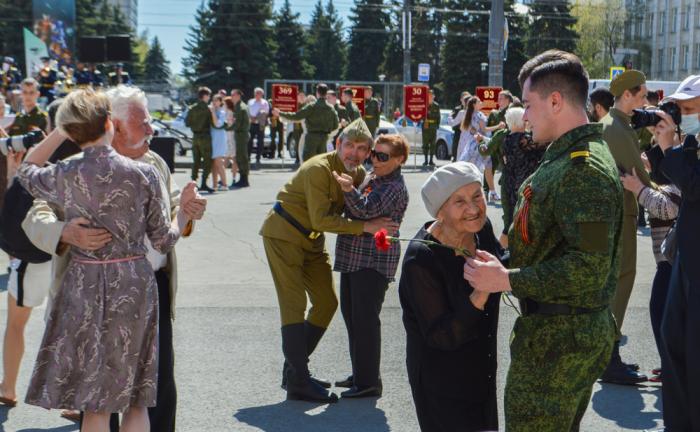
[610,70,646,97]
[341,117,373,144]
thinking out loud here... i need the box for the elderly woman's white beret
[420,161,483,218]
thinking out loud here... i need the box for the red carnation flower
[374,229,391,252]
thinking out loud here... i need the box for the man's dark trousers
[80,270,176,432]
[248,123,264,162]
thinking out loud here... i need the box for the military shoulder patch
[570,149,590,165]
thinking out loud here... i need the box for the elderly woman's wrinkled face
[438,182,487,233]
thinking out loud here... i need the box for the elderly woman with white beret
[399,161,503,432]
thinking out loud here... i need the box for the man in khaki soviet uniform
[421,90,440,166]
[599,70,651,385]
[363,86,381,137]
[260,118,397,403]
[342,88,361,122]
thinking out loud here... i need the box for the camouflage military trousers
[235,132,250,176]
[422,129,437,156]
[191,133,212,183]
[505,310,615,431]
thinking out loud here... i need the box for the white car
[393,109,454,160]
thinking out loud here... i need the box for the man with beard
[260,118,398,403]
[588,87,614,122]
[22,85,207,432]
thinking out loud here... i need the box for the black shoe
[600,365,648,385]
[231,175,249,189]
[422,160,428,166]
[287,378,339,403]
[335,375,353,388]
[341,385,382,399]
[200,183,215,194]
[624,362,640,372]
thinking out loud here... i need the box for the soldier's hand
[620,168,645,196]
[463,250,511,293]
[364,217,399,236]
[332,170,354,192]
[60,217,112,251]
[654,110,679,151]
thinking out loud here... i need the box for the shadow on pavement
[17,427,77,432]
[591,383,662,430]
[234,398,389,432]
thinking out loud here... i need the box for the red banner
[403,84,429,122]
[339,85,366,116]
[475,86,502,114]
[272,84,298,112]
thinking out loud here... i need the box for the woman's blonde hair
[56,88,110,145]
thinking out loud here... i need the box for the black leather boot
[199,180,215,194]
[231,174,249,189]
[281,322,331,390]
[600,341,648,385]
[281,324,337,403]
[429,155,435,166]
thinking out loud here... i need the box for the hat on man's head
[668,75,700,100]
[609,70,646,97]
[340,118,373,144]
[421,162,483,218]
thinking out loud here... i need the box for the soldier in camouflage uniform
[421,90,440,166]
[363,86,380,137]
[273,83,338,162]
[464,50,623,432]
[342,89,361,122]
[230,89,251,188]
[185,87,214,193]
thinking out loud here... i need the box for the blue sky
[138,1,354,76]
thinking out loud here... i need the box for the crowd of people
[2,46,700,432]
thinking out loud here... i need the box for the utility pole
[487,0,505,87]
[402,0,412,84]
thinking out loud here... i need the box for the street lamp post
[379,74,387,117]
[480,62,488,86]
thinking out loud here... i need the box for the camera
[0,130,44,156]
[631,101,682,129]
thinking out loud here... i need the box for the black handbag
[661,221,677,263]
[0,178,52,263]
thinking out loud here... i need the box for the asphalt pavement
[0,156,664,431]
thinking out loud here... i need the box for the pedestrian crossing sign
[610,67,625,80]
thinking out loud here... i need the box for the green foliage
[524,1,579,58]
[143,36,170,85]
[346,0,390,81]
[307,0,347,80]
[0,0,33,72]
[273,0,314,79]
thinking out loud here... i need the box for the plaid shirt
[334,168,409,281]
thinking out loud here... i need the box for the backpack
[0,178,52,263]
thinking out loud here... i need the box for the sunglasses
[371,149,391,162]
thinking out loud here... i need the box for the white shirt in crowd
[138,153,170,271]
[247,98,269,121]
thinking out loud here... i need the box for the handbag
[661,221,677,263]
[0,178,52,263]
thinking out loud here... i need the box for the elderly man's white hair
[254,87,264,94]
[504,107,525,130]
[106,85,148,122]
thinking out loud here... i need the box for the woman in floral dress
[17,89,195,432]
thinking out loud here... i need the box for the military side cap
[341,118,373,143]
[610,70,646,97]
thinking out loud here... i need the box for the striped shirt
[638,184,681,263]
[334,168,409,281]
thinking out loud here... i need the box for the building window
[683,45,689,70]
[670,47,677,72]
[636,18,643,38]
[671,8,678,33]
[659,48,665,74]
[685,4,692,29]
[660,11,666,34]
[696,44,700,69]
[647,13,654,37]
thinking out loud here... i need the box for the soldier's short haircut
[316,83,328,97]
[518,50,589,108]
[21,78,39,91]
[231,89,244,98]
[647,90,660,105]
[343,88,354,96]
[589,88,614,111]
[197,86,212,98]
[500,90,514,103]
[327,90,336,96]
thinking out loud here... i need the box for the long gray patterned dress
[17,144,180,413]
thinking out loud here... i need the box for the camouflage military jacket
[185,101,212,134]
[8,106,48,136]
[345,101,361,122]
[363,98,380,126]
[233,101,250,134]
[508,123,623,309]
[279,98,338,134]
[423,101,440,131]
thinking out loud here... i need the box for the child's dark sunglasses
[371,149,391,162]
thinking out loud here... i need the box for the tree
[307,0,347,80]
[346,0,390,81]
[572,0,626,79]
[182,1,214,85]
[143,36,170,86]
[0,0,33,73]
[524,1,578,58]
[273,0,313,79]
[380,0,404,83]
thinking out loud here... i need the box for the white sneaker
[488,191,501,202]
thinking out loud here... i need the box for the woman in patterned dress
[17,89,195,432]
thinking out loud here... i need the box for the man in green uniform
[230,89,251,189]
[268,99,285,159]
[599,70,651,385]
[464,50,623,431]
[328,90,348,148]
[7,78,48,136]
[273,83,338,162]
[363,86,381,137]
[260,118,397,403]
[289,91,306,165]
[185,87,214,193]
[342,88,361,122]
[421,90,440,167]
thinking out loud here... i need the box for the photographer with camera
[599,70,651,385]
[652,75,700,432]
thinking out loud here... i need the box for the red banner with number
[403,84,429,122]
[339,85,366,116]
[272,84,298,112]
[476,86,502,114]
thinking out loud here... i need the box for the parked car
[393,109,454,160]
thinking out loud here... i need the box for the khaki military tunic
[279,98,338,162]
[363,97,380,137]
[421,101,440,156]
